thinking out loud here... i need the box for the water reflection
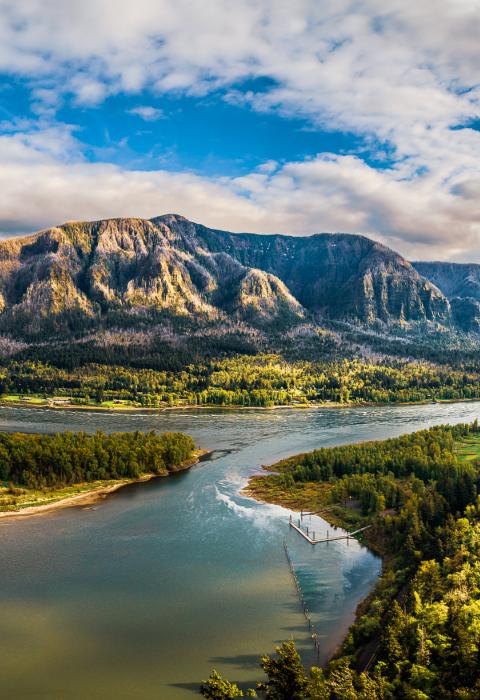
[0,402,478,699]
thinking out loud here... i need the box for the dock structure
[289,514,371,544]
[283,540,321,661]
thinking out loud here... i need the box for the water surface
[1,402,479,699]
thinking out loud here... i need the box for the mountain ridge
[0,214,473,340]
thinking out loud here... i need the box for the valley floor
[2,392,480,413]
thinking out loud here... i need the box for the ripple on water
[0,402,479,699]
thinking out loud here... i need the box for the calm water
[1,402,479,699]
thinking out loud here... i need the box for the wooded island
[0,429,197,515]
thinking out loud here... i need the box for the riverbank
[0,448,209,521]
[244,425,480,676]
[244,467,388,672]
[1,395,480,413]
[243,473,382,553]
[246,463,407,683]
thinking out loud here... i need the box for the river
[0,401,479,699]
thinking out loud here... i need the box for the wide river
[1,402,479,699]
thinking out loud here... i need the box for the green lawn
[1,394,60,404]
[456,434,480,462]
[0,394,141,409]
[0,478,127,512]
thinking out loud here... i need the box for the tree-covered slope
[213,422,480,699]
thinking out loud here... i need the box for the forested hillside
[0,215,479,408]
[2,355,480,408]
[210,422,480,699]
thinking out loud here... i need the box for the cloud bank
[0,0,478,260]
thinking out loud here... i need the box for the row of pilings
[283,539,321,662]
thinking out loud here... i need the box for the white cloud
[0,127,478,261]
[0,0,478,257]
[128,105,164,121]
[70,76,107,106]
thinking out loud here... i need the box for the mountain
[0,214,462,341]
[0,217,307,337]
[413,262,480,301]
[154,215,449,325]
[413,262,480,332]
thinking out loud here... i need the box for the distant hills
[0,214,477,346]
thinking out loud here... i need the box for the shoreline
[243,475,381,553]
[0,448,209,521]
[242,469,386,666]
[1,396,479,414]
[242,422,468,671]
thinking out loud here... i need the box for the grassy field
[0,394,138,409]
[1,394,47,404]
[456,433,480,463]
[244,474,331,511]
[0,479,128,513]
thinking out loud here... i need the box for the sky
[0,0,478,260]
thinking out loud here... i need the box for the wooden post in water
[283,540,319,659]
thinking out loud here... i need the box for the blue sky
[0,1,478,261]
[3,76,369,176]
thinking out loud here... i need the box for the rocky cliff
[0,214,459,338]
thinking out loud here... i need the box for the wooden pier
[289,515,371,544]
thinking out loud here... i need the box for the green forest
[2,354,480,408]
[0,429,195,494]
[205,422,480,699]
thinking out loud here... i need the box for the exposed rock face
[0,214,456,338]
[230,268,305,325]
[153,215,450,325]
[412,262,480,333]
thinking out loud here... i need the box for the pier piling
[283,540,321,662]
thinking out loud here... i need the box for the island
[0,429,203,519]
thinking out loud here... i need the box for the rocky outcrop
[0,214,459,338]
[155,215,450,325]
[229,268,305,325]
